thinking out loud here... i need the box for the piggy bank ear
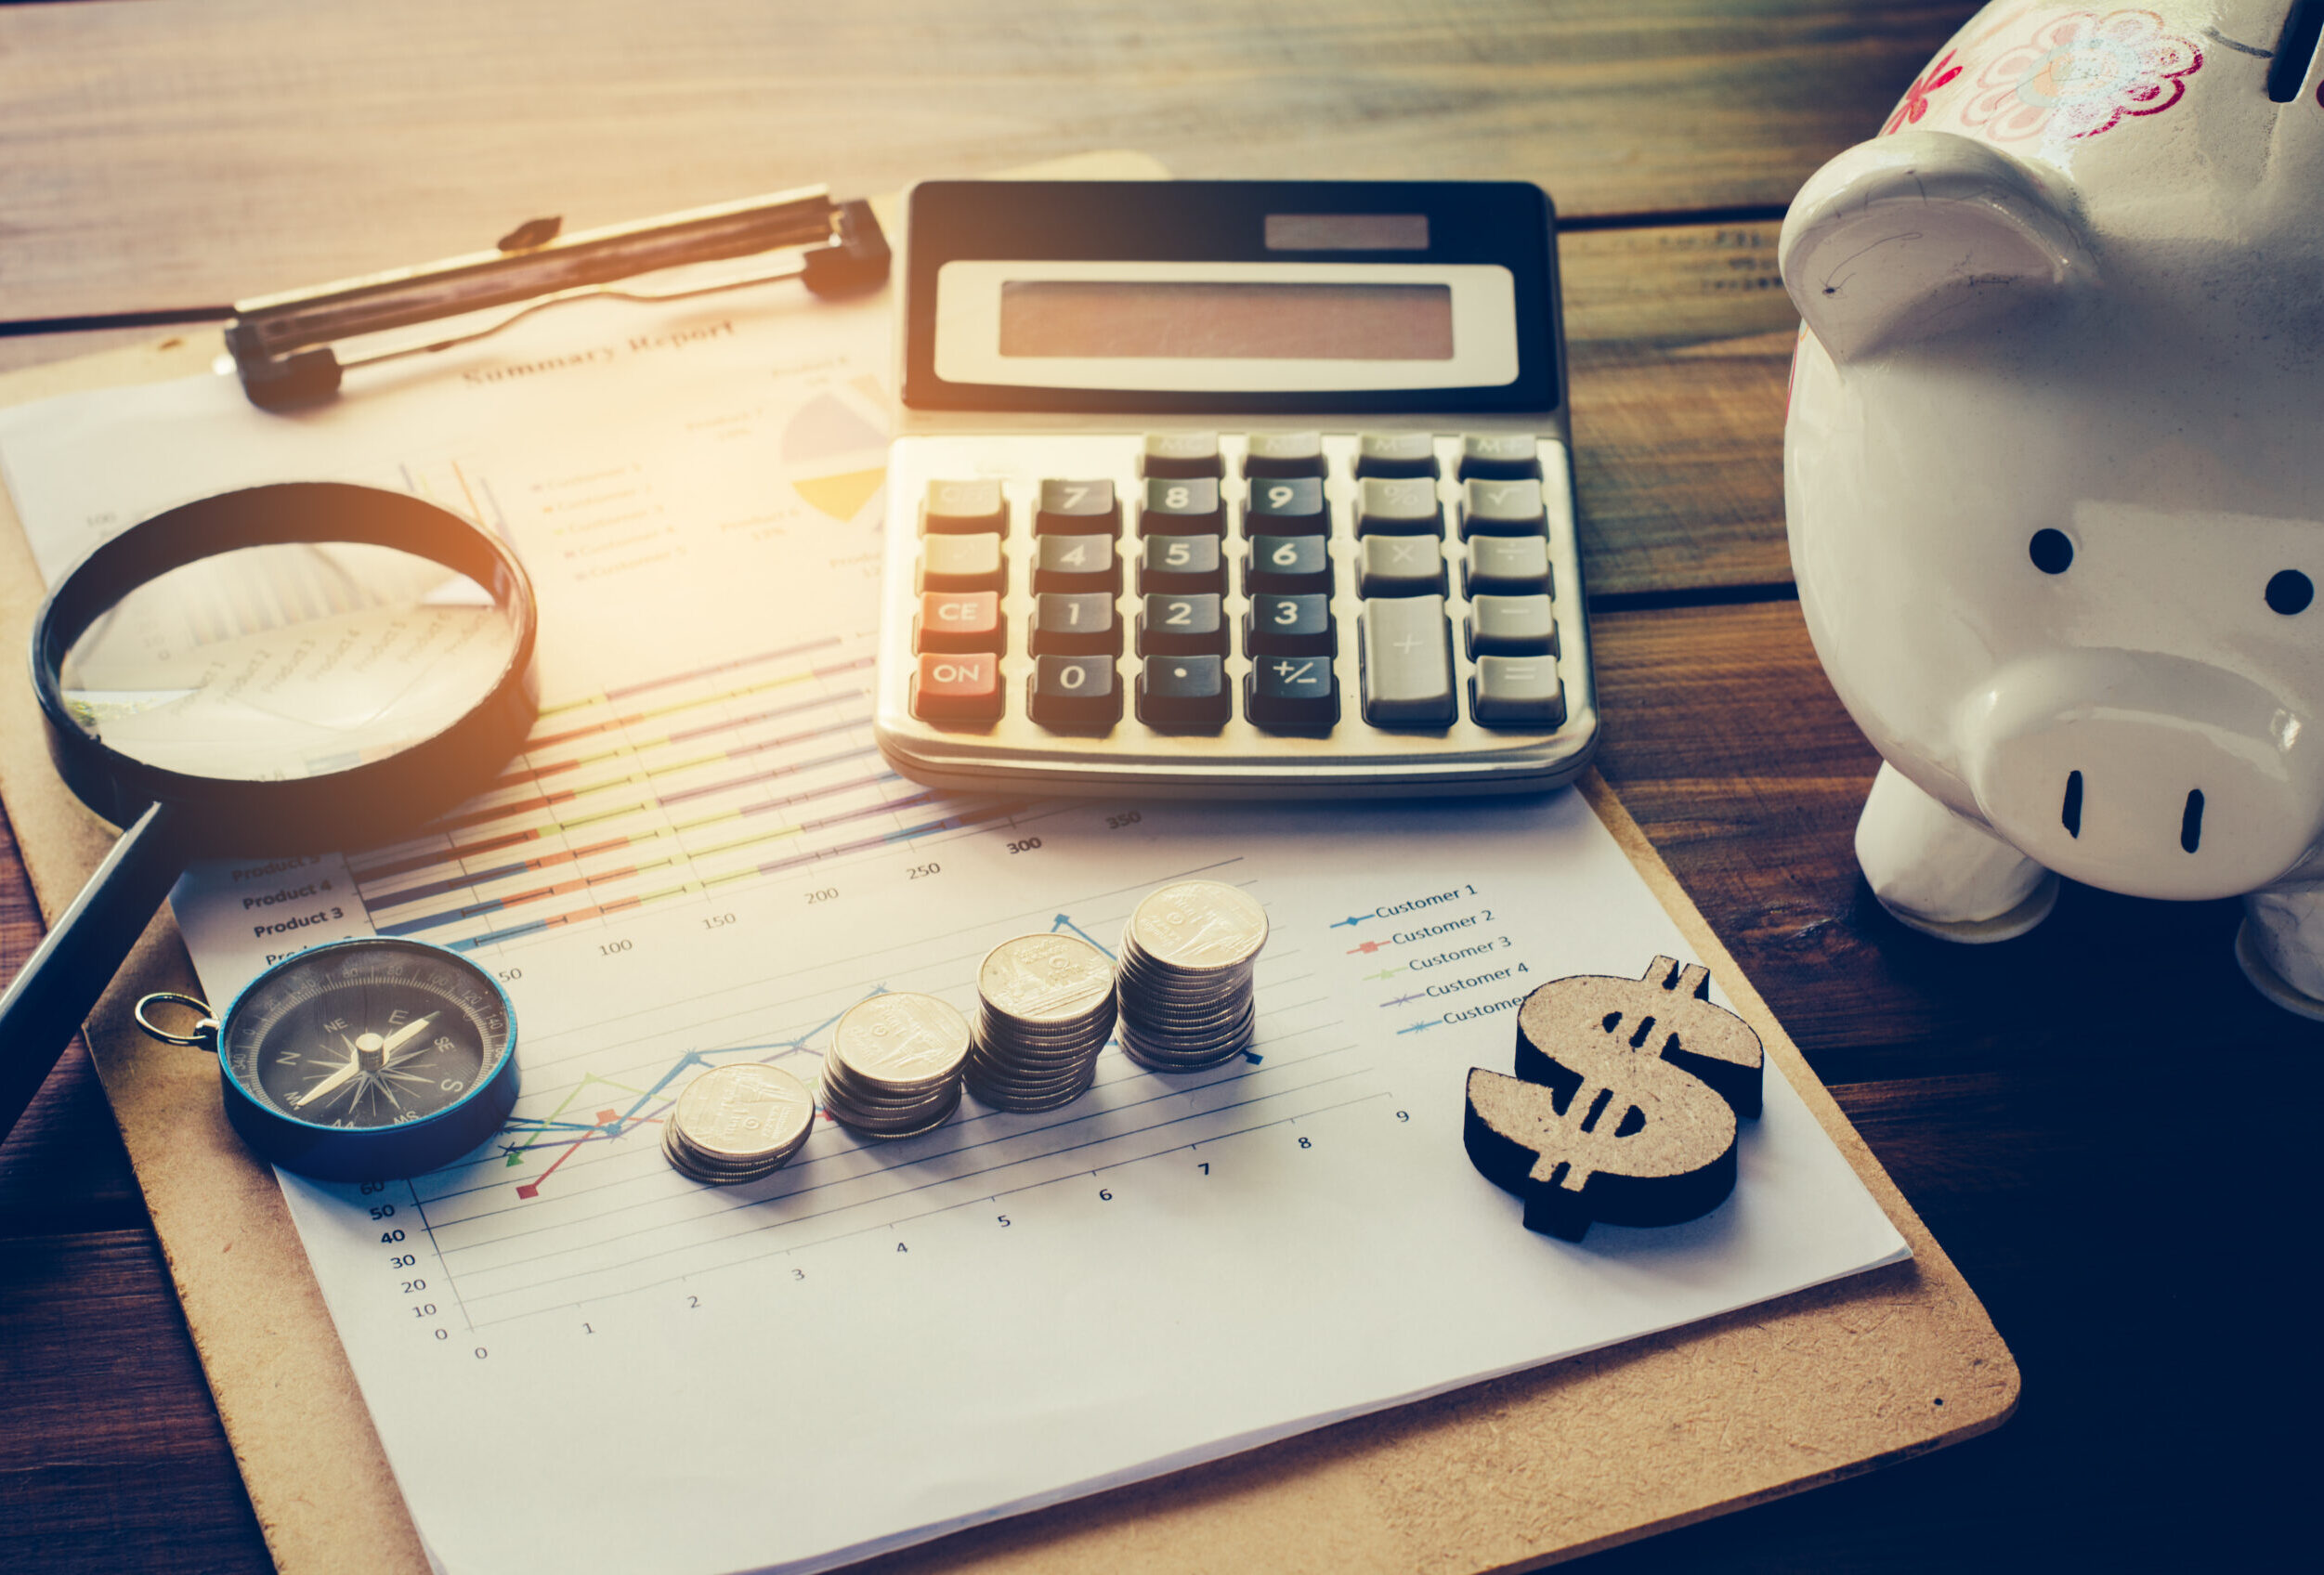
[1780,129,2089,363]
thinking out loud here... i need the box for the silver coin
[666,1062,816,1164]
[1122,882,1267,973]
[968,1066,1099,1113]
[829,992,972,1090]
[979,934,1116,1025]
[817,1060,958,1121]
[829,1081,961,1139]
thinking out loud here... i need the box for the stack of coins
[1116,879,1269,1071]
[818,992,971,1138]
[965,933,1118,1112]
[661,1062,816,1184]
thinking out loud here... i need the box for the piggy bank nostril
[2061,770,2083,838]
[2182,789,2205,854]
[2029,529,2073,575]
[2265,570,2313,616]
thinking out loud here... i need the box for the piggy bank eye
[2265,570,2314,616]
[2028,529,2073,575]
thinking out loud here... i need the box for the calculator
[872,180,1597,797]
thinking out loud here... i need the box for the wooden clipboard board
[0,165,2014,1575]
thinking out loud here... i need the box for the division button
[1355,432,1439,478]
[1464,534,1552,596]
[1138,655,1231,731]
[1142,431,1224,479]
[1354,476,1443,537]
[1459,477,1548,538]
[1360,595,1456,726]
[1141,531,1224,594]
[1457,433,1543,481]
[922,478,1007,535]
[919,531,1005,592]
[1035,478,1121,535]
[1032,592,1121,656]
[1247,592,1333,657]
[1141,475,1224,534]
[1139,592,1227,656]
[1245,475,1328,535]
[1471,655,1567,729]
[1467,594,1559,657]
[1356,534,1445,598]
[911,652,1003,722]
[1245,532,1333,594]
[1247,655,1337,733]
[1243,431,1327,478]
[915,590,1004,653]
[1033,532,1119,592]
[1029,655,1121,730]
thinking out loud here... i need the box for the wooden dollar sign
[1463,956,1764,1241]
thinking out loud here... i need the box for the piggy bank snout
[1960,651,2323,902]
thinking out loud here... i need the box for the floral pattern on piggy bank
[1780,2,2324,1015]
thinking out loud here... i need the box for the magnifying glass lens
[57,540,523,782]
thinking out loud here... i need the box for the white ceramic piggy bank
[1780,1,2324,1014]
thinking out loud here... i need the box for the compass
[137,937,518,1182]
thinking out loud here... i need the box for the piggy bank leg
[1855,762,2057,943]
[2237,886,2324,1022]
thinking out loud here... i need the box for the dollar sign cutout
[1463,956,1764,1241]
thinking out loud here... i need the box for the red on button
[915,591,1003,652]
[912,652,1002,722]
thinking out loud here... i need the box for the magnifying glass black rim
[30,481,539,848]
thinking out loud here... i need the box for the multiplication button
[923,478,1006,535]
[1036,478,1121,536]
[1243,431,1326,478]
[1139,656,1230,731]
[1357,535,1444,597]
[1029,656,1120,730]
[1470,656,1565,728]
[1459,478,1547,538]
[1457,433,1541,481]
[1142,432,1223,480]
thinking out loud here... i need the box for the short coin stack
[1116,879,1269,1071]
[965,933,1118,1112]
[819,992,971,1138]
[661,1062,816,1184]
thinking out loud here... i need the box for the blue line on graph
[1395,1020,1441,1035]
[1328,914,1374,929]
[1050,913,1115,957]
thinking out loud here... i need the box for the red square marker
[912,652,1002,722]
[915,591,1004,653]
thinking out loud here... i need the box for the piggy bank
[1779,2,2324,1014]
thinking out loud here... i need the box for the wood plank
[0,0,1981,320]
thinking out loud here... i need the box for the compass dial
[216,938,516,1179]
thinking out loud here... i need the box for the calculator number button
[1354,477,1442,538]
[1468,594,1558,658]
[1141,532,1224,594]
[1139,593,1226,657]
[1142,432,1224,480]
[1245,533,1333,594]
[1247,593,1333,657]
[1457,433,1542,482]
[1354,432,1439,479]
[1471,656,1566,729]
[1357,535,1445,598]
[919,532,1005,592]
[1029,655,1121,731]
[1139,655,1231,732]
[1360,596,1456,726]
[1036,478,1121,536]
[911,653,1003,722]
[915,592,1004,654]
[1247,656,1337,734]
[1246,476,1327,535]
[1032,592,1121,657]
[1141,476,1224,535]
[1464,535,1552,597]
[1034,534,1119,592]
[1459,478,1547,539]
[1243,431,1327,479]
[922,479,1007,535]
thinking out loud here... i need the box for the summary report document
[0,277,1907,1575]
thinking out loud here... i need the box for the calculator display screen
[998,280,1454,362]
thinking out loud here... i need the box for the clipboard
[0,152,2014,1575]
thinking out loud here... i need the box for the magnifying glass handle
[0,802,199,1144]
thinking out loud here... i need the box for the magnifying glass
[0,482,537,1143]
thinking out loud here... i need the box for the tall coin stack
[1116,879,1269,1071]
[965,933,1118,1112]
[661,1062,816,1184]
[819,992,971,1138]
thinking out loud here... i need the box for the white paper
[0,282,1906,1575]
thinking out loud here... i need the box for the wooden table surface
[0,2,2312,1570]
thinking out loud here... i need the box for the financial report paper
[0,282,1907,1575]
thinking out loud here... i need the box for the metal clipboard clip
[224,185,889,410]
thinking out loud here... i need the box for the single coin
[979,934,1116,1024]
[667,1063,814,1161]
[1123,880,1268,972]
[829,993,973,1087]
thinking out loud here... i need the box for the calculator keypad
[887,431,1587,786]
